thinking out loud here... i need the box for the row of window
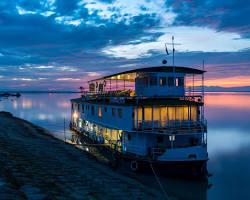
[73,103,123,119]
[137,76,184,87]
[134,106,198,122]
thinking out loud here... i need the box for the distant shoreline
[0,91,80,94]
[204,91,250,93]
[0,90,250,94]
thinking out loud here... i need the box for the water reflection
[0,92,250,199]
[0,93,78,140]
[205,92,250,200]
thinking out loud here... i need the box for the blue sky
[0,0,250,90]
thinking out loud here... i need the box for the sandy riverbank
[0,112,163,199]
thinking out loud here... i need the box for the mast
[172,36,176,86]
[172,36,175,67]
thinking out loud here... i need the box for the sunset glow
[205,76,250,87]
[0,0,249,90]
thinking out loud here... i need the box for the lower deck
[70,119,208,163]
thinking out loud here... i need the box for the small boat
[0,92,21,97]
[0,92,11,97]
[70,64,208,177]
[12,92,21,97]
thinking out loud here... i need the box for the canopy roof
[89,66,205,83]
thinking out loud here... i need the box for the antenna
[162,36,177,69]
[172,36,175,66]
[162,43,169,65]
[172,36,176,86]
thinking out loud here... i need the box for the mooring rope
[148,159,170,200]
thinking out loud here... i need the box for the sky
[0,0,250,91]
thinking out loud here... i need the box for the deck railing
[125,131,207,158]
[134,119,207,131]
[81,93,204,104]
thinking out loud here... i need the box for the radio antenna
[172,36,175,67]
[172,36,176,85]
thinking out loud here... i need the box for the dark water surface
[0,92,250,199]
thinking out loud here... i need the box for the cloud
[103,26,250,59]
[32,65,55,69]
[12,77,37,81]
[82,0,175,25]
[166,0,250,38]
[56,77,81,81]
[0,0,249,90]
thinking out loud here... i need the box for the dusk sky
[0,0,250,90]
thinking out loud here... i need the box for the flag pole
[172,36,176,86]
[202,60,205,122]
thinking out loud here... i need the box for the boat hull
[70,127,208,178]
[121,156,208,178]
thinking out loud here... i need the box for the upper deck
[82,66,205,104]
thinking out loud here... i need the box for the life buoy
[130,160,139,172]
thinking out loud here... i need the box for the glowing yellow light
[73,112,78,119]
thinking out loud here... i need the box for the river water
[0,92,249,199]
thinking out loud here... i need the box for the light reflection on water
[0,93,77,140]
[0,92,250,199]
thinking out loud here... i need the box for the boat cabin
[87,66,204,98]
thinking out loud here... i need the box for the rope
[148,159,170,200]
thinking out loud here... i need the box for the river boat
[70,64,208,177]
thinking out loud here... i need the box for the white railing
[124,131,207,158]
[134,119,207,130]
[80,92,204,104]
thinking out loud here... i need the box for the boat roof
[89,66,205,82]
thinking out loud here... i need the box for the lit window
[144,107,152,121]
[169,135,175,141]
[159,77,167,86]
[118,108,123,118]
[98,106,102,117]
[175,78,179,86]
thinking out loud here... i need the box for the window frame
[149,76,157,86]
[159,77,167,86]
[118,108,123,118]
[91,105,95,115]
[112,108,116,117]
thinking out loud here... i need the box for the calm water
[0,92,250,199]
